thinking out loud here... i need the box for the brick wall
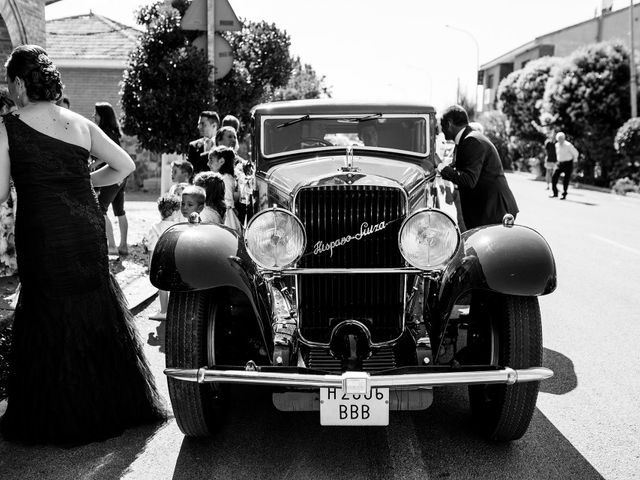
[56,66,126,120]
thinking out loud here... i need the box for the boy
[143,193,181,320]
[180,185,206,220]
[169,159,194,196]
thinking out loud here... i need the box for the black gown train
[0,113,165,444]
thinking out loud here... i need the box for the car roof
[251,99,436,116]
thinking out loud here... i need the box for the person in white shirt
[551,132,579,199]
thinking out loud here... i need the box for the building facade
[45,13,141,120]
[0,0,56,84]
[479,4,640,111]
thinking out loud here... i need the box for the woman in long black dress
[0,45,165,444]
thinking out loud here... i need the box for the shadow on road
[0,420,166,480]
[541,347,578,395]
[168,384,604,480]
[147,318,166,354]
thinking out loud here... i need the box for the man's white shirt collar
[454,128,465,145]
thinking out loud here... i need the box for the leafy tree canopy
[540,41,633,183]
[513,56,562,141]
[274,56,332,101]
[214,20,294,127]
[120,0,214,154]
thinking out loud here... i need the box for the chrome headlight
[398,209,460,270]
[245,208,306,270]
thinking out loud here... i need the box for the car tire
[468,293,542,442]
[166,290,227,437]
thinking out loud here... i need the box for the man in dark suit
[187,111,220,175]
[437,105,518,230]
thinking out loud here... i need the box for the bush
[612,117,640,187]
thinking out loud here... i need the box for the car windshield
[261,115,429,157]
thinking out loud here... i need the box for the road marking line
[590,234,640,256]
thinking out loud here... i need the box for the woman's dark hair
[209,146,235,175]
[95,102,122,143]
[193,171,226,218]
[4,45,63,102]
[215,126,237,146]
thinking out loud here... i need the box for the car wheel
[467,293,542,441]
[166,290,227,437]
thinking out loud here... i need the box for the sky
[45,0,638,111]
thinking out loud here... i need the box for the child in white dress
[142,193,181,320]
[193,171,226,224]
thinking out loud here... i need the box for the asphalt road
[1,174,638,479]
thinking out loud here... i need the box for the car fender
[439,223,557,305]
[150,222,272,347]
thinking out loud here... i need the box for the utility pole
[631,0,638,117]
[207,0,216,85]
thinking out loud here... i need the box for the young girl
[143,193,181,320]
[193,171,226,224]
[207,146,237,209]
[207,146,242,231]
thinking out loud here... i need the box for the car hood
[264,155,431,196]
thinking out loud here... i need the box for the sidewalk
[0,195,160,321]
[509,170,640,199]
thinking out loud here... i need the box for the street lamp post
[445,25,480,113]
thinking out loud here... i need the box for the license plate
[319,387,389,426]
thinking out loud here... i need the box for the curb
[121,273,158,312]
[508,170,640,198]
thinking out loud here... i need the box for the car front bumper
[165,365,553,395]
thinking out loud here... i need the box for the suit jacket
[187,137,212,175]
[440,126,518,229]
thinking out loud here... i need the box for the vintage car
[150,100,556,441]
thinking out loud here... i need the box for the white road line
[590,234,640,256]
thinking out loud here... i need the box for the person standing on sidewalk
[94,102,130,255]
[551,132,579,199]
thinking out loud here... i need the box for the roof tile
[46,13,141,60]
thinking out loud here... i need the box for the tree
[273,56,332,101]
[120,0,214,154]
[540,41,633,185]
[496,69,523,136]
[515,57,562,140]
[215,20,294,127]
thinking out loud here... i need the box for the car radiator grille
[295,185,406,344]
[307,346,397,373]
